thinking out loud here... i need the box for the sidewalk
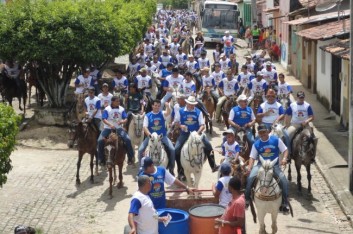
[274,61,353,226]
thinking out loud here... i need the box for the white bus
[199,0,240,44]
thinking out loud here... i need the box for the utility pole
[349,0,353,191]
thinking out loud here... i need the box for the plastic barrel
[189,203,225,234]
[157,208,189,234]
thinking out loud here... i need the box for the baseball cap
[88,87,95,91]
[220,163,232,174]
[256,71,263,76]
[223,128,235,136]
[266,61,272,66]
[297,91,305,98]
[102,83,109,87]
[257,124,269,132]
[143,157,154,169]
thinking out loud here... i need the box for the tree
[0,0,156,107]
[0,104,21,187]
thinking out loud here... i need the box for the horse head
[132,113,144,138]
[148,133,163,164]
[271,123,284,138]
[236,128,247,154]
[104,133,119,167]
[187,131,204,165]
[67,121,78,148]
[298,128,316,164]
[279,95,289,111]
[258,157,278,193]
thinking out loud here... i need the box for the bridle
[185,136,204,168]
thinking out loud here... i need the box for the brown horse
[250,92,264,135]
[75,93,86,121]
[222,95,237,128]
[168,126,180,145]
[67,120,99,184]
[231,158,249,190]
[104,132,127,198]
[25,63,45,107]
[235,128,251,162]
[288,127,317,196]
[202,86,215,134]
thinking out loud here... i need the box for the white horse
[253,157,282,234]
[150,72,160,100]
[270,123,285,139]
[278,94,290,113]
[128,113,145,149]
[146,132,168,168]
[181,131,205,189]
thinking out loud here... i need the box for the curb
[314,157,353,227]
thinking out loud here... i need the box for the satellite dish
[315,0,341,12]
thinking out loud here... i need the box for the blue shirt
[146,111,167,136]
[138,167,168,209]
[253,136,281,166]
[179,107,202,132]
[230,106,254,127]
[160,69,172,87]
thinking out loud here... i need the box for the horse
[104,132,127,198]
[250,92,264,116]
[181,36,192,55]
[270,123,285,140]
[278,94,290,113]
[222,95,237,128]
[25,62,45,107]
[146,132,168,168]
[75,93,86,121]
[180,131,205,190]
[128,113,145,149]
[154,40,163,58]
[288,127,317,196]
[251,157,282,234]
[230,158,248,190]
[67,120,99,185]
[235,128,251,162]
[202,86,215,134]
[168,125,180,145]
[150,72,160,100]
[0,69,27,114]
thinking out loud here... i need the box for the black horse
[0,69,27,114]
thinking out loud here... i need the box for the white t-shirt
[217,176,232,207]
[98,93,113,108]
[165,75,184,93]
[259,101,283,124]
[212,71,225,86]
[84,96,102,119]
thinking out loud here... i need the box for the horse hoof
[288,176,292,181]
[90,179,94,184]
[297,190,302,196]
[117,182,124,189]
[76,179,81,185]
[109,194,113,199]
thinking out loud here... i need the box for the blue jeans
[161,92,172,109]
[175,132,213,175]
[98,128,135,163]
[138,136,175,171]
[283,129,291,154]
[245,164,289,205]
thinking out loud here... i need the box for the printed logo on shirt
[89,104,95,110]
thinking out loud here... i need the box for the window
[321,50,326,74]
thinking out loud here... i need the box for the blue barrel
[157,208,189,234]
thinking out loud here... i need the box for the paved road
[0,41,352,234]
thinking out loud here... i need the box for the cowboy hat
[237,94,247,102]
[185,96,198,105]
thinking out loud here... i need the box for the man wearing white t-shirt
[128,175,169,234]
[212,163,233,207]
[84,87,102,131]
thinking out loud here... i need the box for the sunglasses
[266,95,275,98]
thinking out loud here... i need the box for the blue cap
[143,157,154,169]
[220,163,231,175]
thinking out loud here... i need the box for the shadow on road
[97,185,132,212]
[285,225,339,234]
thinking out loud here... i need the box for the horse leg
[94,151,99,176]
[28,84,32,106]
[76,152,84,184]
[287,162,292,181]
[113,165,117,185]
[257,209,266,234]
[307,164,312,196]
[117,163,124,189]
[90,153,94,183]
[296,163,302,194]
[210,120,213,135]
[108,167,113,199]
[271,211,278,234]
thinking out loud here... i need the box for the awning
[256,0,266,4]
[296,18,350,40]
[284,9,350,25]
[263,7,280,13]
[320,39,350,60]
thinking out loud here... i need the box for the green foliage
[0,104,21,187]
[159,0,188,9]
[0,0,156,107]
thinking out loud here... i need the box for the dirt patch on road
[17,120,70,150]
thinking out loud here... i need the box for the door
[331,55,341,115]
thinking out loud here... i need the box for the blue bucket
[157,208,189,234]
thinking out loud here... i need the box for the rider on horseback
[157,63,173,100]
[174,96,219,180]
[3,60,24,93]
[138,99,175,174]
[160,67,184,110]
[175,47,188,71]
[221,128,241,164]
[127,57,141,80]
[200,67,218,101]
[169,38,180,59]
[98,83,113,109]
[134,68,152,98]
[159,50,173,70]
[74,68,94,94]
[212,62,225,86]
[144,38,155,58]
[277,73,292,104]
[246,71,267,103]
[219,54,231,73]
[257,89,285,130]
[245,124,290,212]
[228,95,256,144]
[84,87,102,132]
[237,65,254,95]
[98,96,135,165]
[284,91,317,161]
[112,70,128,97]
[215,69,239,122]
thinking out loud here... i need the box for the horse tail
[249,198,257,223]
